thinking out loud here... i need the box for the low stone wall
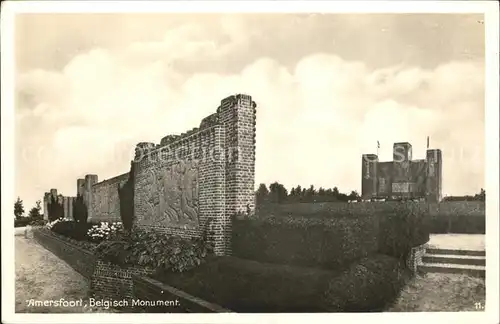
[90,260,230,312]
[132,276,232,313]
[406,244,427,274]
[33,229,96,279]
[32,229,232,312]
[91,260,154,306]
[15,226,26,236]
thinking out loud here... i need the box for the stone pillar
[77,179,85,197]
[361,154,378,199]
[68,197,74,220]
[426,149,443,203]
[216,94,257,255]
[43,192,50,221]
[63,197,69,219]
[219,94,257,216]
[85,174,98,220]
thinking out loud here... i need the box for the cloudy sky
[15,13,485,208]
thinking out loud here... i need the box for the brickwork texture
[406,244,427,274]
[42,94,257,256]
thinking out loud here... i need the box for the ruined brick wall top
[134,94,255,168]
[92,173,129,188]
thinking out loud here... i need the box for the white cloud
[15,22,485,209]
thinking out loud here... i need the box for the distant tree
[287,185,302,202]
[305,185,316,202]
[348,190,360,201]
[332,187,340,197]
[73,194,88,224]
[269,182,288,203]
[28,200,43,219]
[14,197,25,219]
[256,183,270,205]
[48,195,64,221]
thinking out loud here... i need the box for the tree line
[14,197,42,220]
[256,182,361,205]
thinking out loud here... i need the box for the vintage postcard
[1,1,499,323]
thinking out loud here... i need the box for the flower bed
[95,230,212,273]
[46,218,123,245]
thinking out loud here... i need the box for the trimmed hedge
[234,202,430,269]
[39,227,98,252]
[428,214,485,234]
[14,217,45,227]
[377,202,430,259]
[232,215,380,270]
[50,220,101,242]
[154,254,407,312]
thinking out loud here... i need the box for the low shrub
[95,230,211,273]
[324,254,409,312]
[232,214,379,270]
[50,220,98,241]
[154,254,407,312]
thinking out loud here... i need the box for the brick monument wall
[91,173,129,222]
[133,94,256,255]
[42,94,257,256]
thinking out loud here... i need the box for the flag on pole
[377,141,380,149]
[427,136,430,149]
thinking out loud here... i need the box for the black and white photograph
[1,1,499,323]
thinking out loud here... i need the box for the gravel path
[15,236,117,313]
[387,272,486,312]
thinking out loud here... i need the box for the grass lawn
[15,237,117,313]
[428,234,485,251]
[387,272,486,312]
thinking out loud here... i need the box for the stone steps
[422,253,485,266]
[418,248,486,278]
[425,247,485,257]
